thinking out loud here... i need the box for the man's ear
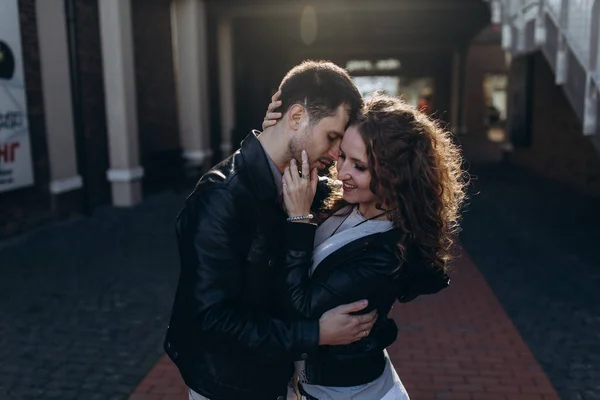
[287,104,306,131]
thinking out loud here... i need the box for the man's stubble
[287,126,313,164]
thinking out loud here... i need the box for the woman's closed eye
[339,153,366,171]
[353,162,367,172]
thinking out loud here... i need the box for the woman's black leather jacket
[280,222,450,387]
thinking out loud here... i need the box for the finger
[271,90,281,103]
[300,150,310,180]
[358,316,377,330]
[283,167,293,190]
[269,100,282,112]
[262,120,276,129]
[355,318,375,332]
[356,318,376,331]
[267,112,282,120]
[355,310,377,325]
[353,329,370,342]
[289,158,299,183]
[333,300,369,314]
[358,328,371,337]
[266,100,282,121]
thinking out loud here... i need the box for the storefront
[0,0,34,194]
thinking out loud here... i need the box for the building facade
[2,0,597,239]
[1,0,215,237]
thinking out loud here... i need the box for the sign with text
[0,0,34,193]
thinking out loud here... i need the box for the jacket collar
[240,130,279,201]
[311,229,403,281]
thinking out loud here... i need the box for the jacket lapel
[311,235,373,281]
[240,130,279,203]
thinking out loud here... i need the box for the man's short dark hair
[278,60,363,126]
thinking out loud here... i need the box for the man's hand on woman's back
[318,300,378,345]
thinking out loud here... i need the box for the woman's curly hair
[322,93,467,272]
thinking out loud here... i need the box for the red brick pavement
[128,247,559,400]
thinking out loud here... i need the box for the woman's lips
[342,182,358,192]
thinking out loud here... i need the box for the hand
[262,90,283,130]
[282,150,318,219]
[318,300,378,346]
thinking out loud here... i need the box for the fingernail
[361,300,368,306]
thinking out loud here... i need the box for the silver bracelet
[287,214,314,222]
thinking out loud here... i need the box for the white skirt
[289,350,410,400]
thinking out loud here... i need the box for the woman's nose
[337,162,350,179]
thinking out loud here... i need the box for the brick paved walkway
[127,246,559,400]
[460,162,600,400]
[1,160,597,400]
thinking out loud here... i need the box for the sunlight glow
[346,58,401,73]
[300,5,318,45]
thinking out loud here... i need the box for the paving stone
[0,191,186,400]
[130,229,560,399]
[2,161,596,399]
[461,162,600,400]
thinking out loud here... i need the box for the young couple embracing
[165,60,466,400]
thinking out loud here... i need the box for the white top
[311,205,393,275]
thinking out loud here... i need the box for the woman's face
[336,126,378,208]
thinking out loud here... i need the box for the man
[165,61,375,400]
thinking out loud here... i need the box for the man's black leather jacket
[164,132,320,400]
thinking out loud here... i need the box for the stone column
[35,0,82,205]
[171,0,212,170]
[218,17,235,156]
[98,0,143,207]
[450,49,461,133]
[450,47,468,134]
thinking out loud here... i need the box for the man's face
[288,104,349,170]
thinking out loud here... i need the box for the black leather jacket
[164,132,320,400]
[280,218,450,388]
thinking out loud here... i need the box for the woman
[264,93,467,399]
